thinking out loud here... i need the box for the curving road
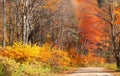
[65,67,114,76]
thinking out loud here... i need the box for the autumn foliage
[74,0,105,52]
[0,43,70,67]
[69,48,105,66]
[0,43,105,68]
[0,42,106,75]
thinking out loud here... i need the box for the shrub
[68,48,105,66]
[68,48,81,66]
[104,63,117,70]
[0,56,51,76]
[80,53,105,66]
[48,49,71,67]
[0,43,41,62]
[0,43,71,67]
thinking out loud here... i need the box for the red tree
[74,0,106,53]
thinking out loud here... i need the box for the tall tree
[89,0,120,68]
[2,0,6,47]
[9,0,14,45]
[74,0,105,54]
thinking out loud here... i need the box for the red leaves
[74,0,105,51]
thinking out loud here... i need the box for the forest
[0,0,120,76]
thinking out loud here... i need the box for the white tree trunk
[23,0,29,44]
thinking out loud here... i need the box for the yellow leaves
[114,10,120,16]
[51,49,71,66]
[39,50,51,62]
[0,56,50,76]
[0,43,40,62]
[39,48,70,66]
[113,5,120,16]
[113,6,120,24]
[0,42,70,67]
[0,43,105,67]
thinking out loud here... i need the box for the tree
[2,0,6,47]
[74,0,120,68]
[0,0,79,51]
[8,0,14,45]
[74,0,105,54]
[91,0,120,68]
[28,0,79,50]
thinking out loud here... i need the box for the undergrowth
[0,43,106,76]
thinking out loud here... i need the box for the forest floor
[60,67,120,76]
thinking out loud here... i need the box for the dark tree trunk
[116,38,120,68]
[116,51,120,68]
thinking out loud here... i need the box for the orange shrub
[0,43,105,67]
[48,49,70,67]
[0,43,71,67]
[80,53,105,66]
[68,48,81,66]
[68,48,105,66]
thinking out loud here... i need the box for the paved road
[65,67,114,76]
